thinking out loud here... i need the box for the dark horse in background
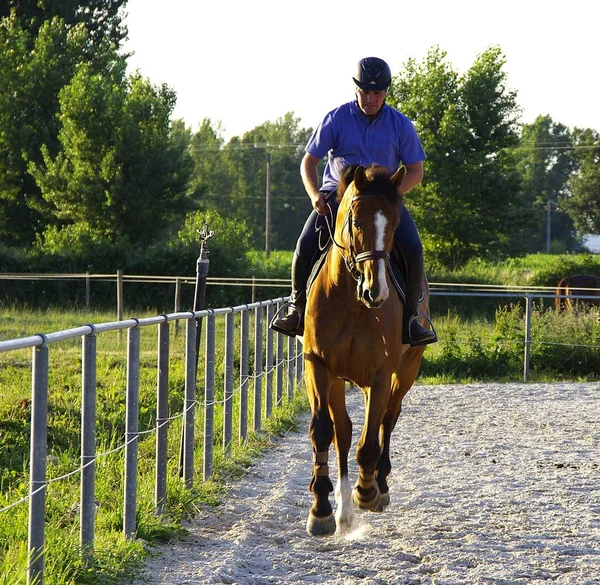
[301,164,433,536]
[555,273,600,311]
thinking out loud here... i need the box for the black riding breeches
[295,191,423,266]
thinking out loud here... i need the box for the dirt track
[130,382,600,585]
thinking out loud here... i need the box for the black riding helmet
[353,57,392,91]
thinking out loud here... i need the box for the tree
[0,2,127,244]
[0,0,126,47]
[513,116,578,253]
[388,46,523,269]
[30,66,193,247]
[563,128,600,235]
[189,113,312,250]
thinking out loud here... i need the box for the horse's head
[335,164,405,308]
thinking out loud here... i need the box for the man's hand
[310,192,329,215]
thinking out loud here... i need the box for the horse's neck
[325,246,358,295]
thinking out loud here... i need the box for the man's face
[356,87,387,116]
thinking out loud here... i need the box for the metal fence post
[123,325,140,539]
[117,270,124,322]
[265,304,274,418]
[253,306,263,431]
[287,335,294,401]
[203,314,216,480]
[295,337,304,387]
[28,343,49,585]
[223,312,234,454]
[174,278,181,337]
[182,318,197,488]
[276,330,284,407]
[239,309,249,444]
[80,332,97,563]
[523,294,533,382]
[85,271,91,310]
[155,321,169,515]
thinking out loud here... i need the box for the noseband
[328,193,391,282]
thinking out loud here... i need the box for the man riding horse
[271,57,437,346]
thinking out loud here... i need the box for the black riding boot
[270,253,311,337]
[403,259,438,346]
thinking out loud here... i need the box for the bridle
[324,193,391,282]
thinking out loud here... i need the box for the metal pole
[155,321,169,515]
[223,312,234,454]
[253,306,263,431]
[117,270,124,321]
[295,337,304,387]
[123,325,140,539]
[523,295,533,382]
[85,271,91,311]
[182,318,196,488]
[193,224,214,373]
[27,343,49,585]
[287,334,294,401]
[265,151,271,257]
[203,314,216,481]
[180,224,213,475]
[546,200,551,253]
[80,332,97,564]
[117,270,124,341]
[174,278,181,337]
[265,304,274,418]
[239,309,249,444]
[276,330,284,407]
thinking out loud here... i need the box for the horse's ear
[391,166,406,190]
[353,165,367,192]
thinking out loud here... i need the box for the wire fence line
[0,297,304,585]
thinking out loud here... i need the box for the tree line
[1,1,598,273]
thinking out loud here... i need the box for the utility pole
[546,200,552,253]
[265,151,271,257]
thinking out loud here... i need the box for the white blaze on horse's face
[358,209,390,306]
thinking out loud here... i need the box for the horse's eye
[352,221,362,231]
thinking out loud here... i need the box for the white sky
[122,0,600,142]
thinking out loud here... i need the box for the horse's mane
[336,164,404,205]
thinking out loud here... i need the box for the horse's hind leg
[304,354,336,536]
[376,346,424,509]
[328,378,354,532]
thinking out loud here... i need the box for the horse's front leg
[352,374,391,511]
[304,354,336,536]
[328,378,354,533]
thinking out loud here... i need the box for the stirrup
[269,301,301,338]
[407,313,438,347]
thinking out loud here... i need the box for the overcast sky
[122,0,599,142]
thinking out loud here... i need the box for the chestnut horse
[555,273,600,311]
[302,164,432,536]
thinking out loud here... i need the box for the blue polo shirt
[305,100,426,192]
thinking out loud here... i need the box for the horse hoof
[335,512,355,534]
[352,486,381,511]
[375,492,390,512]
[306,512,336,536]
